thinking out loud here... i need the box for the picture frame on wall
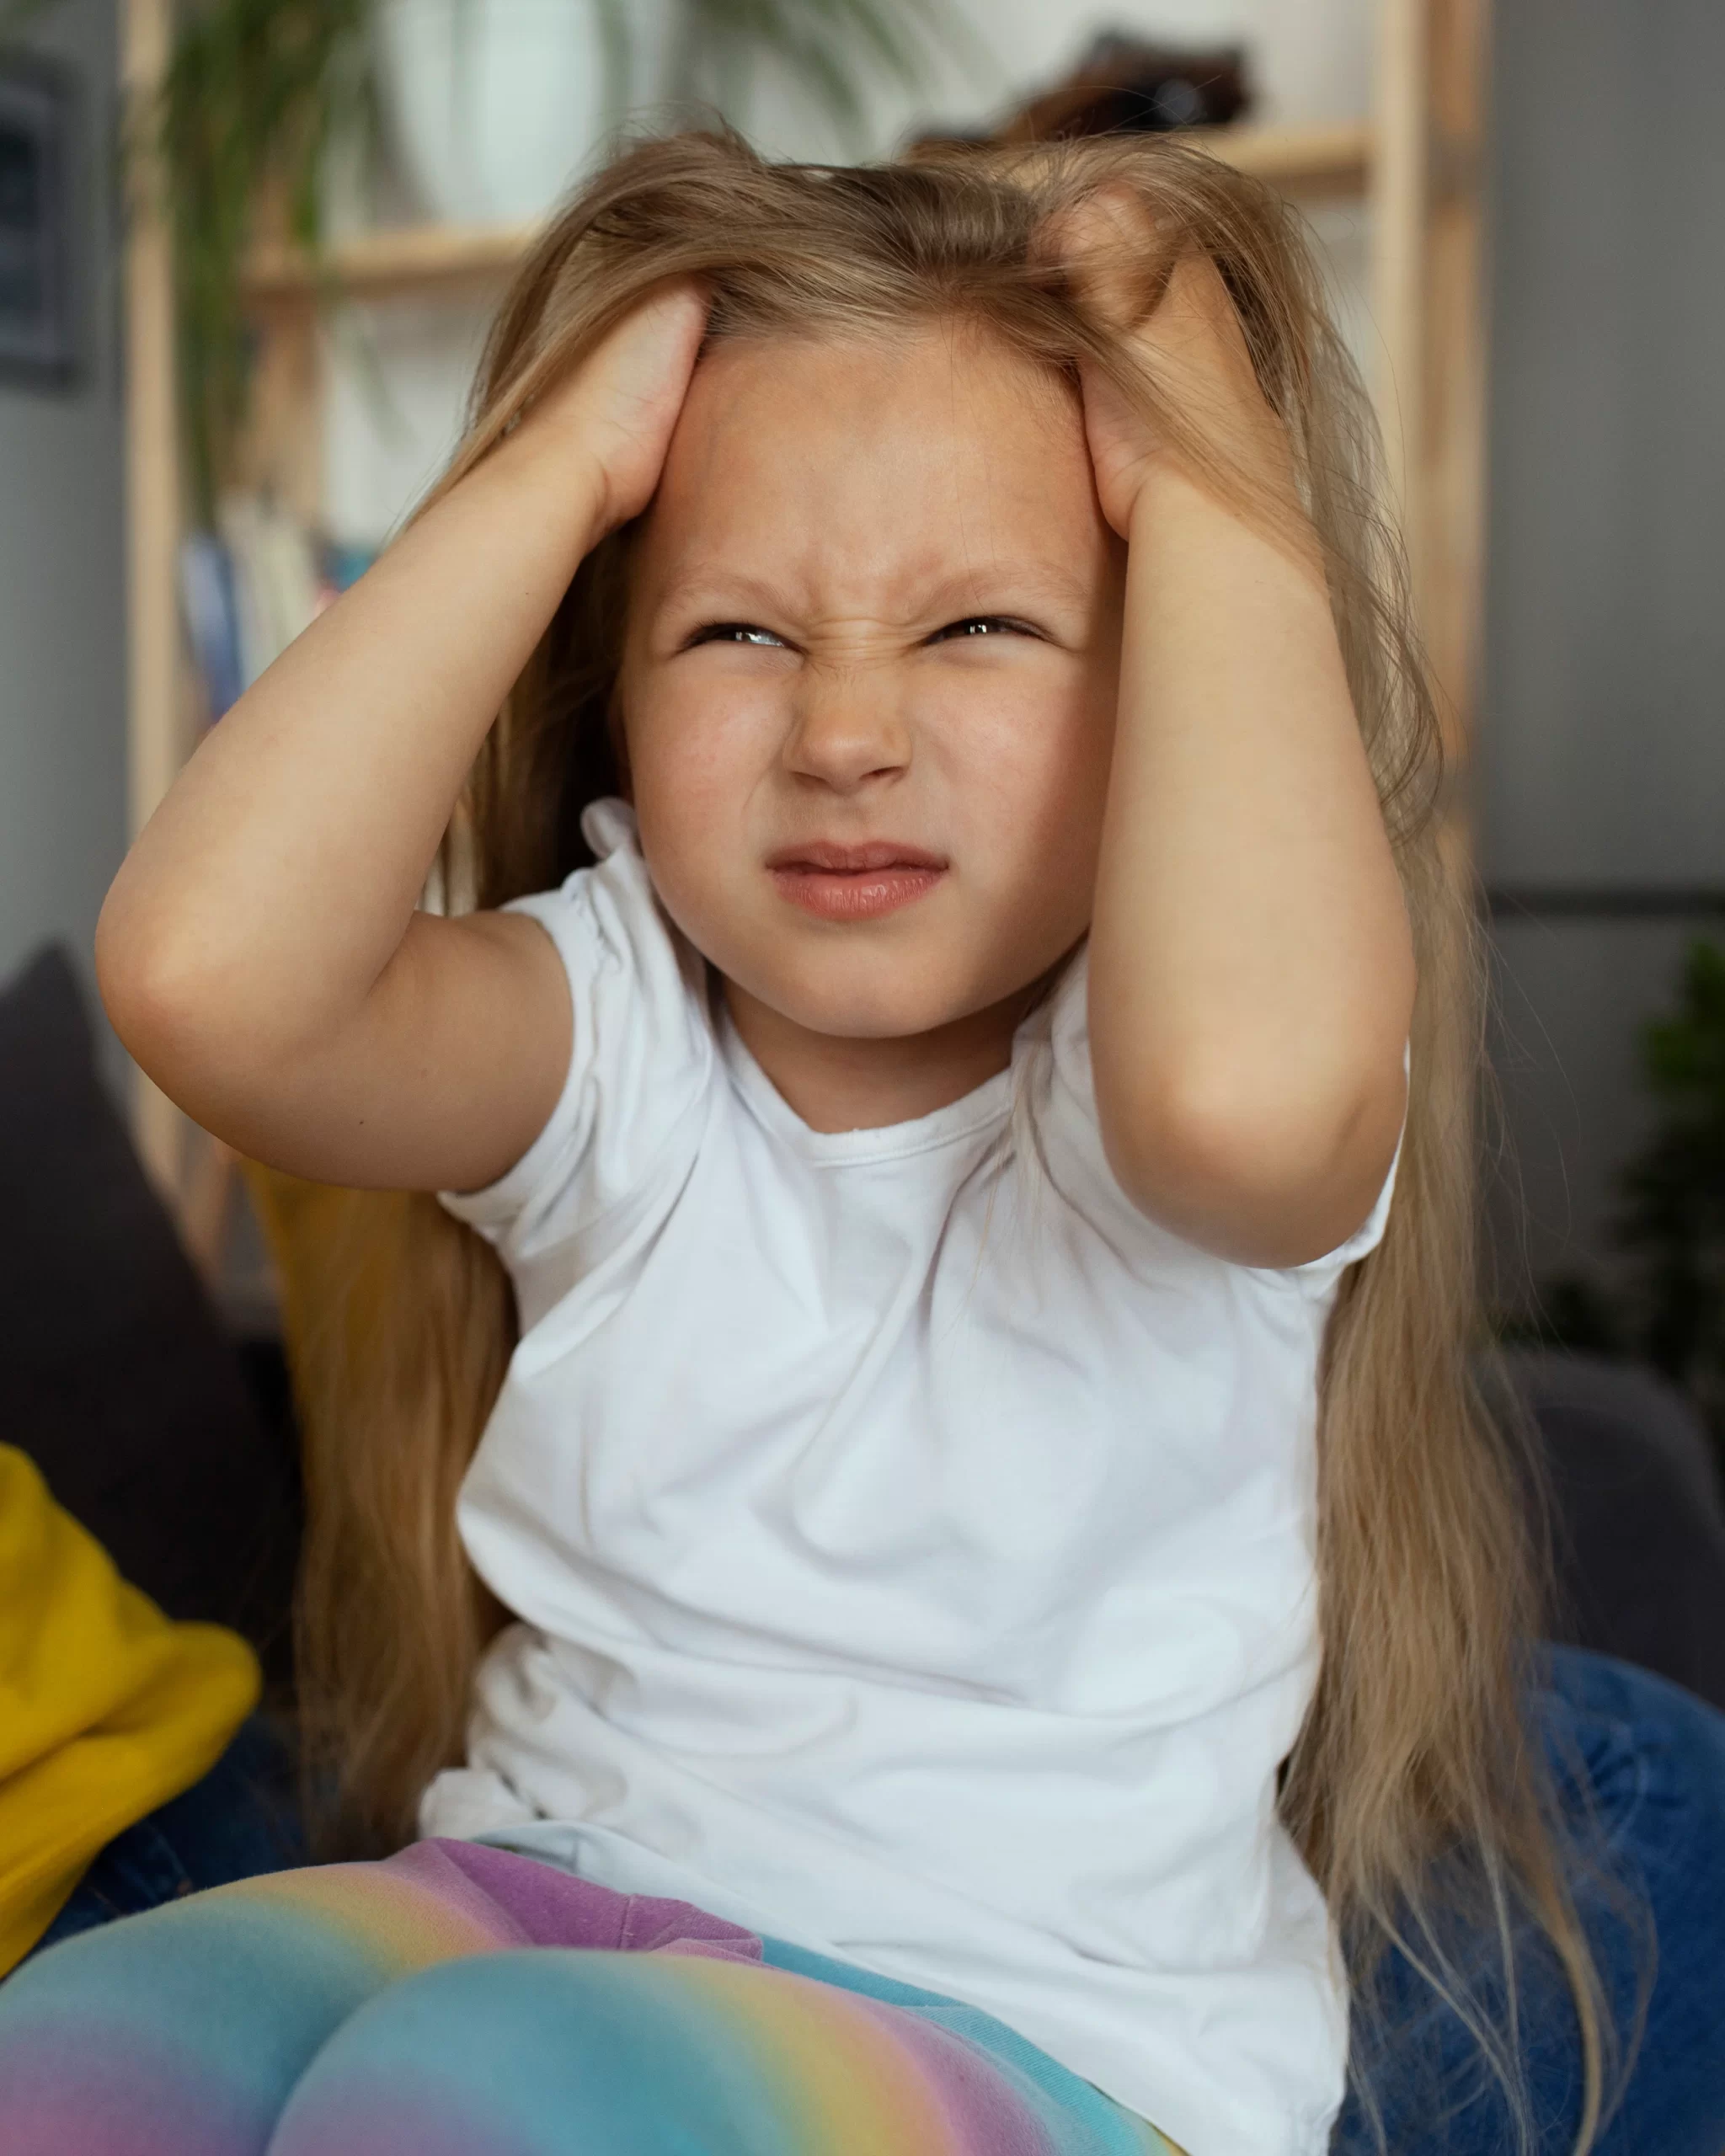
[0,51,77,387]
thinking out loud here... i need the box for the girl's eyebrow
[651,560,1099,626]
[652,569,800,622]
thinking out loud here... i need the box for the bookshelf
[120,0,1489,1257]
[235,120,1376,301]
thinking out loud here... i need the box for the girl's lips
[766,841,948,922]
[767,863,946,921]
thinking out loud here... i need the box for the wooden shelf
[243,216,542,300]
[240,120,1374,302]
[1188,116,1372,192]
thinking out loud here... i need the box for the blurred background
[1,0,1722,1703]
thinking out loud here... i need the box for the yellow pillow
[0,1444,259,1974]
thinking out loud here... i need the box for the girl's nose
[781,666,911,792]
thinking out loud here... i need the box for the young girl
[3,131,1720,2156]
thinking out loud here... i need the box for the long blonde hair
[291,128,1609,2146]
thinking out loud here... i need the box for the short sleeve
[1033,945,1407,1290]
[438,798,713,1280]
[1274,1037,1408,1298]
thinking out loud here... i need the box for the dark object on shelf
[0,946,302,1693]
[0,50,77,387]
[916,35,1252,150]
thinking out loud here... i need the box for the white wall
[323,0,1374,547]
[0,0,126,1011]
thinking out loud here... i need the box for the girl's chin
[724,965,980,1047]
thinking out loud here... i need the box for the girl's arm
[1070,204,1417,1267]
[97,284,708,1194]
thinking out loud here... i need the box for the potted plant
[133,0,959,518]
[1507,937,1725,1477]
[1616,938,1725,1450]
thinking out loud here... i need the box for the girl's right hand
[96,281,709,1198]
[520,279,710,538]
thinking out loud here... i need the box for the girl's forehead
[636,324,1109,607]
[684,320,1077,444]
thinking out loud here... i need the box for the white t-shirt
[420,798,1401,2156]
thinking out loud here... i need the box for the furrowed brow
[654,559,1097,628]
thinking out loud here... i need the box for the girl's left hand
[1055,190,1296,538]
[1064,185,1413,1267]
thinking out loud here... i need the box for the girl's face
[619,323,1124,1050]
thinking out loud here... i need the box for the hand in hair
[95,280,708,1194]
[1062,190,1417,1267]
[1055,189,1299,540]
[520,279,713,536]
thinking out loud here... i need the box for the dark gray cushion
[1496,1348,1725,1710]
[0,944,298,1668]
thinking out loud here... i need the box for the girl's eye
[930,616,1033,643]
[687,622,788,649]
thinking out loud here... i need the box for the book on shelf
[177,500,376,722]
[177,531,246,723]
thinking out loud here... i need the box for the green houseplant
[1617,938,1725,1440]
[1511,937,1725,1474]
[134,0,960,518]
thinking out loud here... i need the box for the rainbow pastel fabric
[0,1838,1176,2155]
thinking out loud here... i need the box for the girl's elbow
[95,888,249,1089]
[1098,1050,1405,1266]
[94,885,174,1064]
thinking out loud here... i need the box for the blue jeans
[18,1656,1725,2152]
[1334,1646,1725,2155]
